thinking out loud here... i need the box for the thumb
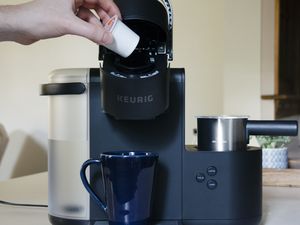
[67,17,113,45]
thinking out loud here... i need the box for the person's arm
[0,0,121,45]
[0,5,22,43]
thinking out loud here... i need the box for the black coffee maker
[41,1,298,225]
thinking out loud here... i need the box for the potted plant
[256,136,291,169]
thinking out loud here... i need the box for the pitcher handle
[80,159,107,212]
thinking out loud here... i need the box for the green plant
[255,136,291,148]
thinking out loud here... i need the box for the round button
[207,179,218,190]
[207,166,217,176]
[195,173,205,183]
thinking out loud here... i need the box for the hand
[0,0,121,45]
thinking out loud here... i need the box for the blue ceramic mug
[80,151,159,225]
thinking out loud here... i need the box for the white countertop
[0,172,49,225]
[0,172,299,225]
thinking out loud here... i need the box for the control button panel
[195,166,218,190]
[195,173,206,183]
[207,166,217,176]
[207,179,218,190]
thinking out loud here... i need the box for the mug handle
[80,159,107,212]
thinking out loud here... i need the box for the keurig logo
[117,95,154,104]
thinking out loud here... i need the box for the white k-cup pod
[104,15,140,58]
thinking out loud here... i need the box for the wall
[0,0,100,179]
[0,37,99,179]
[172,0,224,143]
[261,0,276,120]
[0,0,262,179]
[223,0,262,119]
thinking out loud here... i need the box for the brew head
[100,0,173,120]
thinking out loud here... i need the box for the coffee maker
[41,1,298,225]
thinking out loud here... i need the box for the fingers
[77,6,101,26]
[95,7,110,24]
[68,10,113,45]
[69,0,122,45]
[81,0,122,19]
[75,0,84,9]
[97,0,121,19]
